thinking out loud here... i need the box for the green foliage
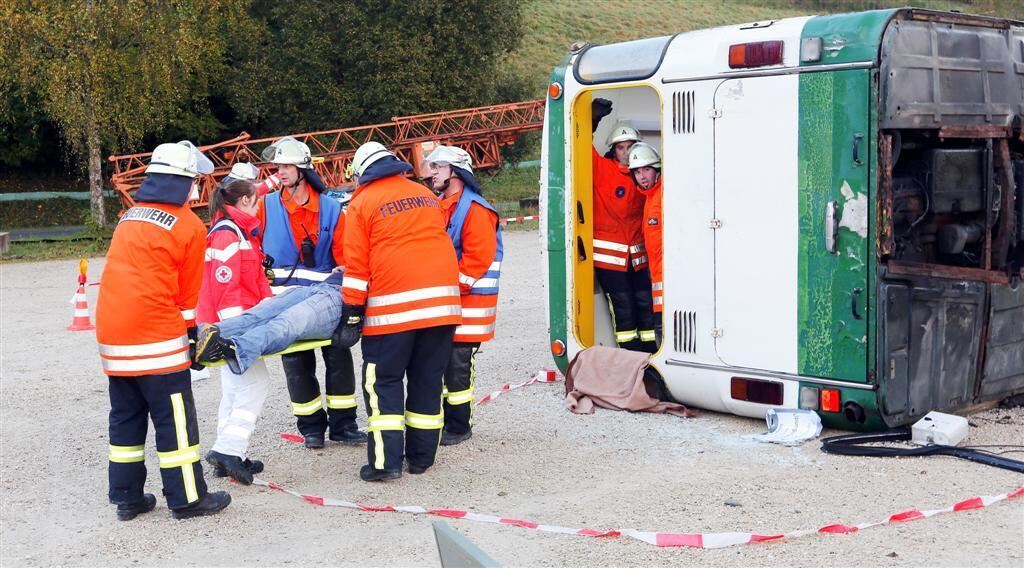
[2,0,250,154]
[223,0,527,136]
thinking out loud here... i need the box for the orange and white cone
[67,259,95,332]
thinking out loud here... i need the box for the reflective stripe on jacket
[342,174,461,335]
[96,201,206,376]
[592,147,647,272]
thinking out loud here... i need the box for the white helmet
[263,136,313,169]
[424,145,473,175]
[605,121,642,146]
[228,162,260,181]
[628,142,662,170]
[351,141,394,178]
[146,140,214,178]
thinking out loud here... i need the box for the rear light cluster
[728,41,784,69]
[799,386,841,412]
[730,377,783,406]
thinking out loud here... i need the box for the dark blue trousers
[108,369,207,509]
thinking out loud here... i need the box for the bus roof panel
[658,16,812,82]
[799,9,899,66]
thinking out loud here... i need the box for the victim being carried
[194,275,344,375]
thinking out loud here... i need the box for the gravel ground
[1,229,1022,567]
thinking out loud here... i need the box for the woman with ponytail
[196,179,274,484]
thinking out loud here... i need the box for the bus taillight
[730,377,783,406]
[820,388,841,413]
[728,41,784,69]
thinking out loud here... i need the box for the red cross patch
[215,266,233,283]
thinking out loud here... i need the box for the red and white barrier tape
[279,370,563,445]
[246,478,1022,548]
[501,215,539,223]
[475,369,562,406]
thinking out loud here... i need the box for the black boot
[212,458,264,478]
[303,434,325,449]
[440,427,472,446]
[115,493,157,521]
[329,427,366,445]
[205,451,253,485]
[359,465,401,482]
[171,491,231,520]
[194,324,225,364]
[407,463,429,475]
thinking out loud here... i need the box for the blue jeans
[216,284,342,374]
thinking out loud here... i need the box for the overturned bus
[540,8,1024,430]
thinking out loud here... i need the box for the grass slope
[505,0,1016,91]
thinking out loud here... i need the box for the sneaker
[303,434,325,449]
[359,465,401,482]
[194,325,225,364]
[440,428,472,446]
[329,427,366,445]
[213,458,264,478]
[171,491,231,520]
[116,493,157,521]
[205,451,253,485]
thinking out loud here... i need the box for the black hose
[821,428,1024,474]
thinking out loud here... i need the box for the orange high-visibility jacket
[592,147,647,272]
[96,202,207,376]
[638,180,663,312]
[441,190,500,343]
[342,175,462,335]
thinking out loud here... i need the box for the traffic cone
[67,259,95,332]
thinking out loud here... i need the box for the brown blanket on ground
[565,346,694,417]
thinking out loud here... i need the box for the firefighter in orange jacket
[424,145,502,446]
[96,141,231,520]
[591,98,657,353]
[336,142,461,481]
[630,143,664,347]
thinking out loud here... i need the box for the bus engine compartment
[875,11,1024,426]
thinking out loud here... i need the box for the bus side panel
[796,69,871,383]
[713,75,800,373]
[543,63,571,374]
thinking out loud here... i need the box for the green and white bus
[540,8,1024,430]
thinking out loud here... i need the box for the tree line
[0,0,527,226]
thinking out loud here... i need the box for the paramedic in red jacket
[197,179,273,485]
[95,141,230,520]
[424,145,502,447]
[590,98,657,353]
[336,142,461,481]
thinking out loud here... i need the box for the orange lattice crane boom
[109,99,545,218]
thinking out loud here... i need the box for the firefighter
[629,143,664,345]
[337,141,461,481]
[96,140,231,520]
[424,145,502,446]
[590,98,657,353]
[255,137,363,449]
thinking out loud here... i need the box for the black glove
[187,326,205,370]
[592,98,613,131]
[333,304,365,349]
